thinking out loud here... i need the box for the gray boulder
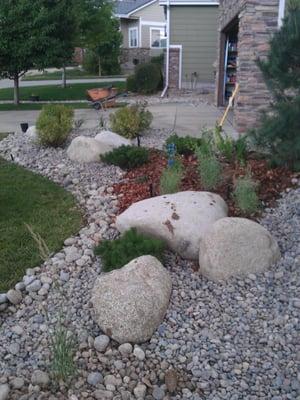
[92,256,172,344]
[95,130,131,151]
[116,191,228,260]
[67,136,111,163]
[199,217,281,280]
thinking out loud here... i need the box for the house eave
[159,0,219,5]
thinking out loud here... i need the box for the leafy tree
[253,0,300,170]
[76,0,122,76]
[0,0,77,103]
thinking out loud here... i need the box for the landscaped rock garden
[0,103,299,400]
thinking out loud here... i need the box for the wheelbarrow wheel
[93,102,102,110]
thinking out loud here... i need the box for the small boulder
[26,126,38,141]
[6,289,22,305]
[67,136,111,163]
[31,370,50,387]
[199,217,281,280]
[116,191,228,260]
[95,130,131,151]
[94,335,110,352]
[92,256,172,344]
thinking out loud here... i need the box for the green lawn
[22,69,125,81]
[0,82,126,102]
[0,158,83,291]
[0,132,10,141]
[0,103,90,111]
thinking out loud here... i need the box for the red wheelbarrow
[86,86,119,110]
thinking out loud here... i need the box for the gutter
[161,0,170,97]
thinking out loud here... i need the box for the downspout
[161,0,170,97]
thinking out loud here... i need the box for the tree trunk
[98,57,102,77]
[13,75,20,105]
[62,66,67,88]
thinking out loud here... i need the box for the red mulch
[112,149,297,217]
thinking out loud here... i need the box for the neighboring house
[115,0,167,72]
[215,0,287,133]
[160,0,219,91]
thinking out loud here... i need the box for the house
[115,0,167,72]
[215,0,287,133]
[160,0,219,91]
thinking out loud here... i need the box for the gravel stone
[133,384,147,399]
[133,347,145,361]
[94,335,110,352]
[118,343,133,356]
[87,372,103,386]
[26,279,42,292]
[0,384,9,400]
[6,289,22,304]
[11,377,25,389]
[31,370,50,387]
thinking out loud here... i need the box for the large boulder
[91,255,172,344]
[116,191,228,260]
[95,130,131,151]
[67,136,111,163]
[199,217,281,280]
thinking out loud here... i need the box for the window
[150,28,166,49]
[129,27,138,48]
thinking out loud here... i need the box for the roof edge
[159,0,219,5]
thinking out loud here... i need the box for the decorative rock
[67,136,111,163]
[11,377,25,390]
[152,386,165,400]
[0,294,7,304]
[133,346,145,361]
[26,279,42,292]
[118,343,133,356]
[95,130,131,151]
[9,343,20,355]
[199,217,281,280]
[94,389,114,399]
[0,384,9,400]
[15,282,25,291]
[133,384,147,399]
[92,256,172,343]
[59,271,70,282]
[31,370,50,387]
[165,369,177,394]
[65,246,81,263]
[94,335,110,352]
[116,191,228,260]
[87,372,103,386]
[6,289,22,305]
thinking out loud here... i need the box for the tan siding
[170,6,218,84]
[120,19,139,48]
[132,0,165,21]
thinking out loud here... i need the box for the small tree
[253,0,300,170]
[0,0,77,104]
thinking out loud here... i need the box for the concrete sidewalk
[0,102,237,138]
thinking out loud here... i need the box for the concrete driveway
[0,102,237,137]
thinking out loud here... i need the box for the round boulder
[67,136,111,163]
[95,130,131,150]
[91,255,172,344]
[199,217,281,280]
[116,191,228,260]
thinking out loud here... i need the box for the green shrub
[82,49,98,75]
[150,53,164,68]
[235,135,248,165]
[165,134,203,156]
[101,145,149,169]
[36,105,73,147]
[126,75,137,92]
[110,102,152,139]
[134,62,162,94]
[94,228,165,272]
[160,161,183,194]
[233,175,260,214]
[196,146,221,190]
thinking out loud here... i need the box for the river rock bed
[0,130,299,400]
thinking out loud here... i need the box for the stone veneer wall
[216,0,280,133]
[120,48,153,74]
[168,48,180,89]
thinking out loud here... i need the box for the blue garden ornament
[167,143,176,168]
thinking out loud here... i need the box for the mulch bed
[113,149,298,217]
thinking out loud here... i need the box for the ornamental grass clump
[159,160,183,194]
[196,142,221,190]
[50,323,77,384]
[233,175,260,214]
[36,104,73,147]
[165,134,203,156]
[94,228,165,272]
[101,145,149,170]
